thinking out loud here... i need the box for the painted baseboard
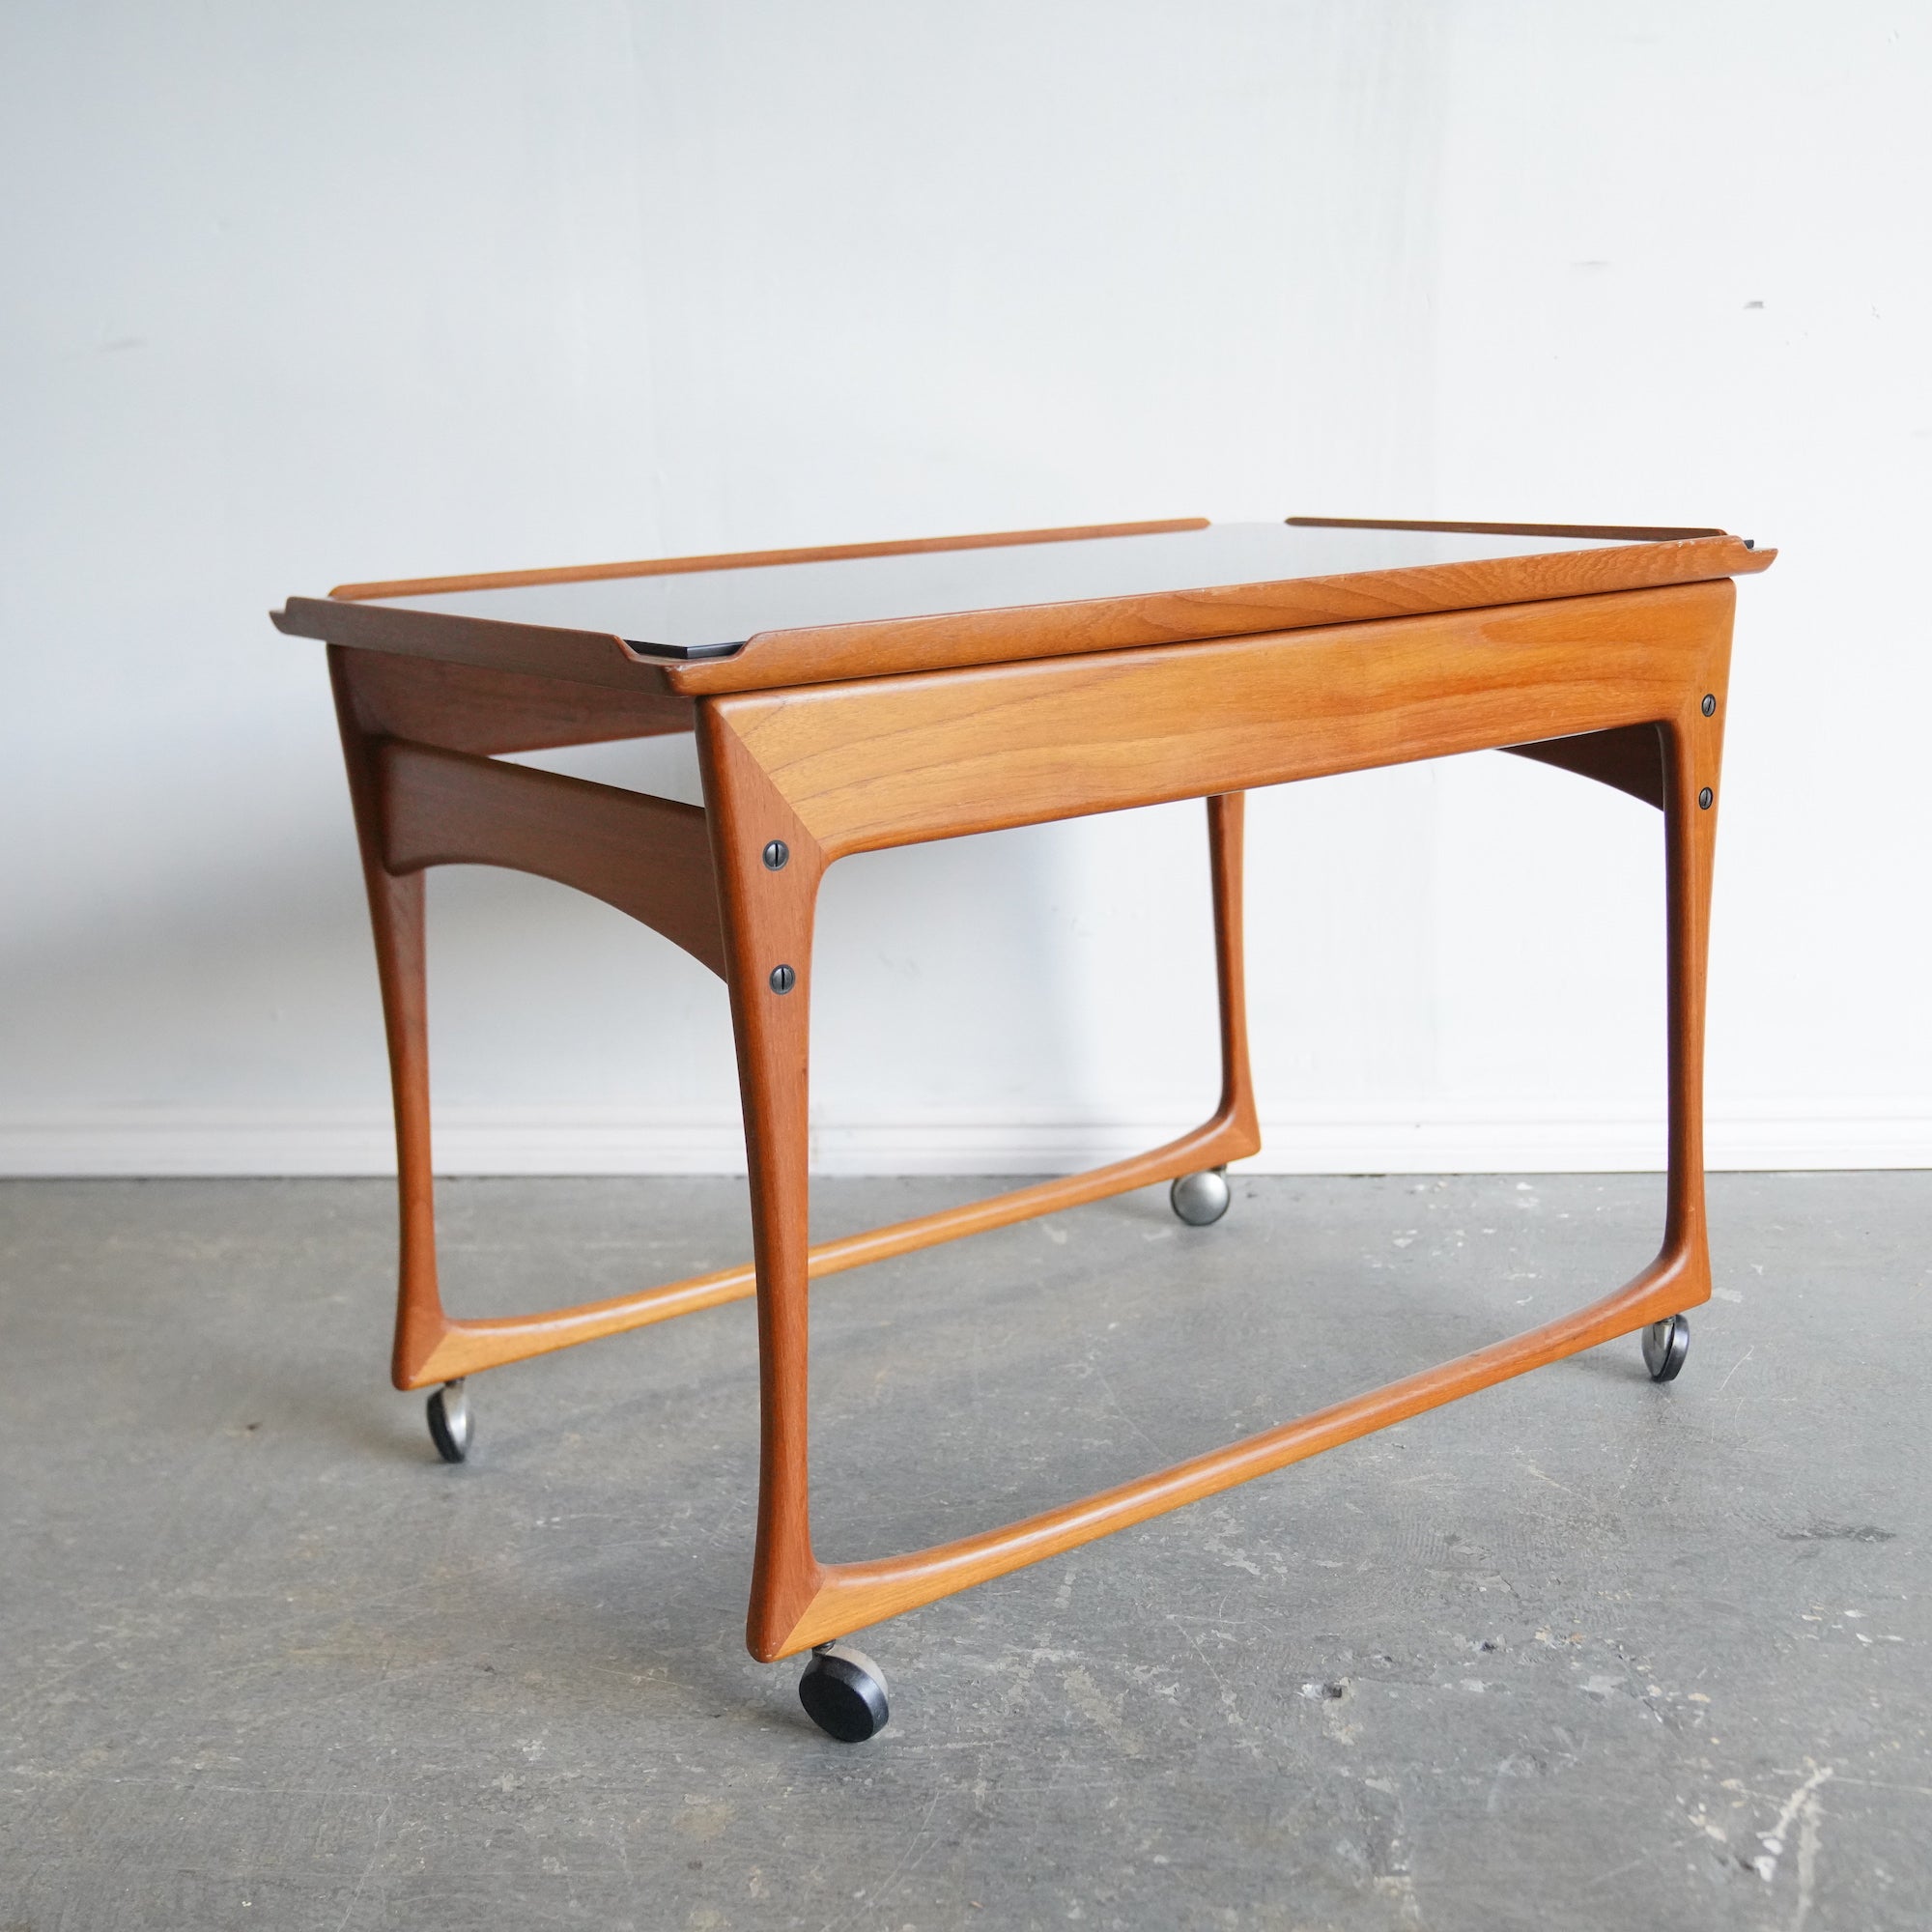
[1,1101,1928,1177]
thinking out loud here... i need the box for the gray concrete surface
[2,1172,1927,1931]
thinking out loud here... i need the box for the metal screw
[769,964,795,994]
[1698,787,1714,810]
[762,840,789,870]
[1701,694,1717,717]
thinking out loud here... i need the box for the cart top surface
[359,522,1665,655]
[278,517,1771,694]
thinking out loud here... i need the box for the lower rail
[400,1104,1257,1386]
[767,1241,1709,1656]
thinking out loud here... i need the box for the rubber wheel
[1642,1314,1690,1383]
[426,1380,471,1463]
[799,1643,889,1743]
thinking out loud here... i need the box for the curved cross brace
[1501,722,1665,808]
[375,738,725,976]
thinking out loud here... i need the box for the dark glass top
[372,522,1633,657]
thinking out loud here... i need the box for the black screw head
[762,840,789,871]
[769,964,795,994]
[1701,694,1717,717]
[1697,787,1714,810]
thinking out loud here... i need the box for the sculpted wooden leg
[328,647,448,1389]
[365,868,446,1390]
[1503,699,1723,1310]
[1656,694,1725,1301]
[1206,792,1261,1155]
[698,707,829,1661]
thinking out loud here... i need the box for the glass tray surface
[371,522,1632,655]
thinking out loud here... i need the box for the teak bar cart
[274,516,1774,1742]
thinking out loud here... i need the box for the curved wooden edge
[394,1101,1261,1388]
[325,519,1210,602]
[274,597,672,695]
[759,1240,1710,1660]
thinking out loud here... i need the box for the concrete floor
[2,1172,1927,1931]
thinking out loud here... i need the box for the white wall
[1,1,1925,1178]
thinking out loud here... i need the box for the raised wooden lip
[327,516,1210,602]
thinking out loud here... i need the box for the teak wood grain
[659,533,1766,697]
[707,582,1724,861]
[342,649,694,755]
[293,516,1761,1673]
[376,740,725,977]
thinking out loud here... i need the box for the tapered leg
[1205,792,1261,1152]
[697,706,829,1660]
[367,867,445,1388]
[327,647,448,1388]
[1658,699,1724,1292]
[1172,793,1262,1223]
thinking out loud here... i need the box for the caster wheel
[1170,1167,1232,1227]
[1642,1314,1690,1383]
[799,1642,889,1743]
[426,1379,471,1463]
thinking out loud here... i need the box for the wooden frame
[281,519,1769,1668]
